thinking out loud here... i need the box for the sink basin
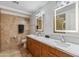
[55,41,70,48]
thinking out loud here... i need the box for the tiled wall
[0,13,30,51]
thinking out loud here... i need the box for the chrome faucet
[60,34,65,42]
[37,32,41,36]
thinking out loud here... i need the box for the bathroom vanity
[26,35,79,57]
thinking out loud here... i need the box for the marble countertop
[27,34,79,57]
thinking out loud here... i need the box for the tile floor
[0,50,21,57]
[20,48,32,57]
[0,48,32,57]
[0,44,32,57]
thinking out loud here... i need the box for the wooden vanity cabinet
[27,37,41,57]
[27,37,72,57]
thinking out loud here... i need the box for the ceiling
[0,1,48,15]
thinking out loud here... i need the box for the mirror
[54,2,78,32]
[35,12,44,32]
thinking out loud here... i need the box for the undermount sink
[55,41,70,48]
[31,35,71,48]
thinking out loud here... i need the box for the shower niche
[18,24,24,33]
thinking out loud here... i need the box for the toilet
[16,35,27,49]
[21,38,27,48]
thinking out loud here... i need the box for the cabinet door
[27,37,30,51]
[27,37,33,55]
[32,40,41,57]
[0,9,1,50]
[32,43,41,57]
[41,44,48,57]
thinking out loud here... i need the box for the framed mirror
[35,13,44,32]
[54,2,78,33]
